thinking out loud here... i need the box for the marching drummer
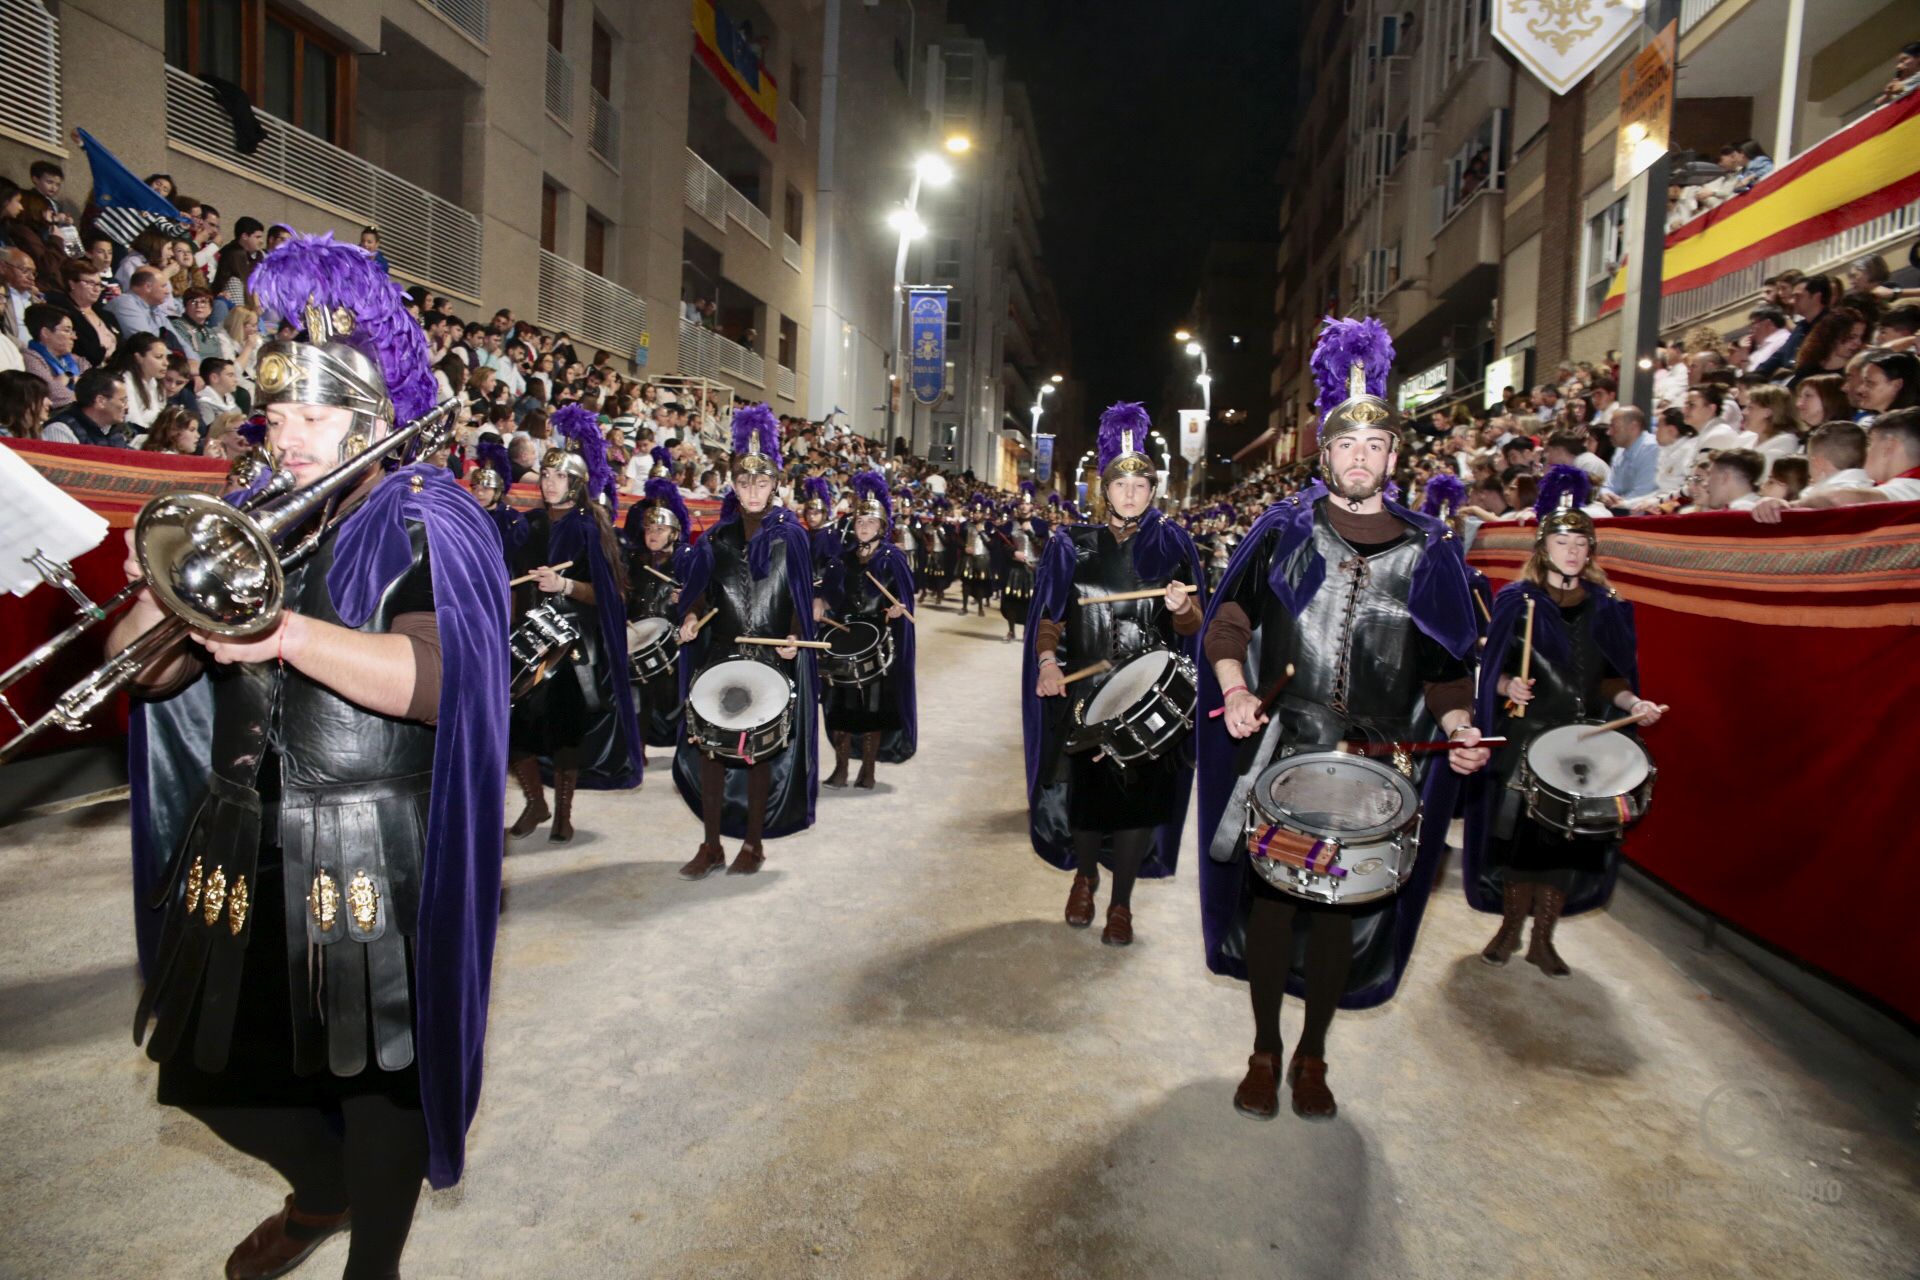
[670,403,819,878]
[998,482,1046,643]
[1023,402,1205,948]
[1193,318,1487,1123]
[625,476,696,759]
[1463,465,1663,978]
[821,470,917,789]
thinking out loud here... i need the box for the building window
[548,0,565,50]
[945,297,964,347]
[1581,196,1629,323]
[166,0,352,144]
[933,238,961,278]
[584,210,607,275]
[943,51,974,108]
[1434,108,1506,230]
[541,183,560,253]
[778,316,798,369]
[784,186,804,241]
[590,20,612,96]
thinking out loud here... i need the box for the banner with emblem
[1493,0,1642,96]
[908,289,948,406]
[1178,409,1208,467]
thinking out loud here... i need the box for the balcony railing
[781,231,802,271]
[545,46,575,125]
[1679,0,1730,35]
[0,0,61,150]
[725,185,771,245]
[420,0,489,44]
[684,149,727,230]
[537,249,647,362]
[589,89,619,166]
[776,363,797,402]
[164,65,482,300]
[677,318,762,387]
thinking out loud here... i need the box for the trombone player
[104,234,510,1280]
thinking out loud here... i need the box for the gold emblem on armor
[1392,747,1414,779]
[1112,455,1155,475]
[346,869,380,932]
[255,350,300,396]
[202,867,228,927]
[184,855,205,914]
[341,430,369,461]
[228,875,250,935]
[1344,399,1390,427]
[309,872,340,931]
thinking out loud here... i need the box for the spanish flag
[1600,89,1920,315]
[693,0,779,142]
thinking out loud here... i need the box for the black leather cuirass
[707,519,794,648]
[1059,526,1179,667]
[628,547,680,620]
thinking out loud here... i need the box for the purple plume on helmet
[474,438,512,485]
[1061,498,1081,521]
[729,402,783,469]
[1310,316,1395,419]
[248,232,437,424]
[552,402,619,513]
[239,413,268,446]
[1534,464,1592,523]
[650,444,673,474]
[643,475,691,535]
[802,475,833,507]
[1047,493,1062,508]
[852,469,894,528]
[1422,472,1467,519]
[1020,479,1036,498]
[1096,401,1154,476]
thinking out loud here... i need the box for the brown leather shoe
[1233,1052,1280,1120]
[726,841,765,875]
[1064,874,1096,928]
[825,732,851,788]
[1526,884,1572,978]
[1481,879,1534,966]
[679,842,727,880]
[1101,904,1134,947]
[1287,1053,1337,1120]
[225,1194,349,1280]
[549,768,578,843]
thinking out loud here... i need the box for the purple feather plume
[642,476,691,535]
[239,413,268,446]
[1020,479,1036,498]
[248,232,437,424]
[802,476,833,507]
[1421,472,1467,519]
[1060,498,1081,521]
[552,402,618,513]
[1534,464,1592,523]
[650,444,673,474]
[1310,316,1395,419]
[852,469,893,528]
[729,403,783,470]
[1096,401,1153,475]
[473,438,512,485]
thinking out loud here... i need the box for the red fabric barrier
[1469,503,1920,1026]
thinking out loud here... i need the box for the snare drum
[1520,723,1655,837]
[1067,649,1198,766]
[821,620,894,688]
[686,658,796,763]
[627,616,678,683]
[509,603,581,702]
[1243,751,1421,905]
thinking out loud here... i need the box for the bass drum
[686,658,795,763]
[1242,750,1421,905]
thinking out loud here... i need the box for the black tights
[701,755,771,845]
[1071,827,1152,910]
[1246,894,1354,1059]
[186,1095,428,1280]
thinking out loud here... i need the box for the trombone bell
[135,491,286,638]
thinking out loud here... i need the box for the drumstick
[1507,597,1536,719]
[1208,663,1295,720]
[735,636,834,651]
[865,570,916,627]
[1473,591,1491,624]
[643,564,678,585]
[507,560,575,588]
[1336,737,1511,756]
[1078,583,1195,606]
[817,615,851,634]
[1578,706,1668,739]
[687,608,718,635]
[1059,659,1112,687]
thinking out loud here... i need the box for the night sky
[947,0,1299,413]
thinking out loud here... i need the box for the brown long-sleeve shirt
[1031,525,1202,657]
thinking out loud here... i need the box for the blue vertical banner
[908,288,948,406]
[1033,432,1055,483]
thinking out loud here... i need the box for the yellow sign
[1614,21,1676,192]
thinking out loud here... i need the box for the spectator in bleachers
[1543,428,1610,489]
[1802,422,1873,495]
[1,246,40,345]
[1742,384,1802,476]
[106,267,176,342]
[1740,306,1792,372]
[139,405,202,454]
[1649,407,1699,500]
[169,287,228,361]
[1872,41,1920,106]
[1762,456,1810,501]
[0,368,54,439]
[49,367,131,447]
[113,227,174,291]
[1757,273,1833,377]
[1599,405,1661,504]
[20,303,86,411]
[1683,385,1745,450]
[210,216,265,309]
[107,332,169,432]
[197,357,242,419]
[1787,307,1867,388]
[1794,373,1849,429]
[46,260,119,367]
[1854,350,1920,420]
[1703,448,1766,511]
[359,225,391,273]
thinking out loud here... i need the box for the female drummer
[1465,466,1663,977]
[626,476,696,753]
[468,437,528,573]
[1023,402,1204,947]
[822,470,916,788]
[506,406,643,843]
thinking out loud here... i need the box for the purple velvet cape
[1461,578,1640,917]
[128,463,511,1189]
[489,501,530,559]
[1020,508,1205,877]
[669,505,820,837]
[544,506,644,790]
[1193,486,1479,1007]
[837,541,918,763]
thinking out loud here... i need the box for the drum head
[1085,651,1171,724]
[628,617,671,647]
[690,660,788,729]
[1251,752,1418,843]
[1527,725,1649,796]
[830,620,882,656]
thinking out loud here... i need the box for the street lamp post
[886,141,967,460]
[1180,336,1213,498]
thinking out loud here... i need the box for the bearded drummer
[1194,317,1488,1122]
[1023,402,1204,948]
[625,476,696,756]
[821,470,916,788]
[1463,466,1662,977]
[671,404,819,878]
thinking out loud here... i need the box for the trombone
[0,398,459,765]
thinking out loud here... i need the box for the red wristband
[1221,684,1248,699]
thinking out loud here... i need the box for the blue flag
[908,289,948,406]
[76,128,192,247]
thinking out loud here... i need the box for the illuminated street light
[915,154,955,186]
[886,206,928,239]
[1174,329,1192,342]
[1184,341,1202,357]
[1049,373,1063,384]
[945,134,972,154]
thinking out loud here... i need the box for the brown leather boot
[223,1194,350,1280]
[1233,1051,1280,1120]
[854,732,880,788]
[1101,904,1134,947]
[549,768,578,843]
[1526,884,1572,978]
[1481,879,1534,966]
[1064,874,1097,928]
[680,842,727,880]
[507,756,550,838]
[825,732,851,788]
[1287,1052,1337,1120]
[727,840,765,875]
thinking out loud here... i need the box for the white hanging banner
[1493,1,1643,96]
[1178,410,1208,466]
